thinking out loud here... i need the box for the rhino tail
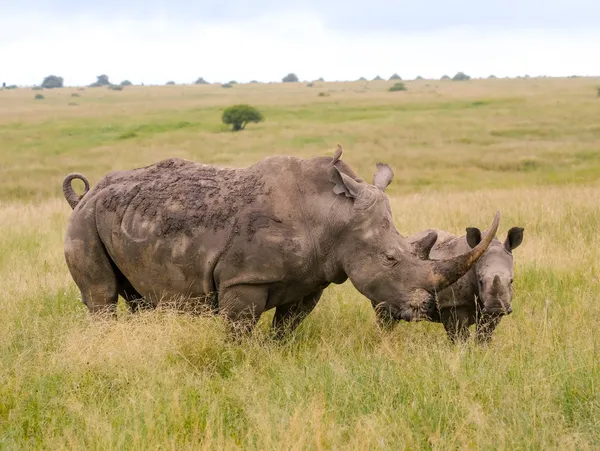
[62,173,90,209]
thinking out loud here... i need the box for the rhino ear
[466,227,482,249]
[505,227,524,251]
[330,166,363,198]
[372,163,394,192]
[411,231,438,260]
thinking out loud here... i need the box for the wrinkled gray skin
[404,226,524,343]
[62,150,500,336]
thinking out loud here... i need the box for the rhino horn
[490,275,504,296]
[428,211,500,292]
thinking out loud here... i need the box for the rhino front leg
[475,314,501,344]
[218,285,268,336]
[271,290,323,339]
[441,307,473,343]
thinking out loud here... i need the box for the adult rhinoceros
[62,147,499,335]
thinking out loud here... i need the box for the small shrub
[317,77,325,82]
[166,81,176,85]
[6,85,17,90]
[282,73,299,83]
[358,77,367,81]
[373,75,383,81]
[228,81,238,85]
[34,94,44,100]
[221,104,264,131]
[71,93,80,97]
[317,92,329,97]
[389,73,402,80]
[41,75,64,89]
[90,74,110,87]
[32,86,43,91]
[120,80,132,86]
[452,72,471,81]
[415,75,424,80]
[195,77,209,84]
[249,80,258,84]
[488,75,497,79]
[596,87,600,97]
[307,82,314,87]
[441,75,450,80]
[388,82,407,92]
[221,83,233,89]
[108,84,123,91]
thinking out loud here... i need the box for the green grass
[1,77,600,449]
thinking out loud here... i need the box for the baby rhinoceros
[407,226,524,343]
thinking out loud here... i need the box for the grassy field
[1,77,599,449]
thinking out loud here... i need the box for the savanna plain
[1,77,599,450]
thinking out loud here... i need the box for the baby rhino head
[466,226,524,317]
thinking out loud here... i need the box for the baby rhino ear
[466,227,482,249]
[505,227,524,252]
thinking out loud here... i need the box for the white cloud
[2,12,599,86]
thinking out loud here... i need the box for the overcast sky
[2,1,600,86]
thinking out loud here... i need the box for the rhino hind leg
[64,223,119,316]
[271,290,323,339]
[440,307,474,343]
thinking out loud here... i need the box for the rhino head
[329,162,500,323]
[466,226,524,316]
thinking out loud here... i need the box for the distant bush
[228,81,238,85]
[222,104,264,131]
[415,75,424,80]
[488,75,497,79]
[282,73,299,83]
[166,81,176,85]
[41,75,64,89]
[6,85,17,90]
[358,77,367,81]
[108,84,123,91]
[317,77,325,82]
[373,75,383,81]
[34,94,44,100]
[32,86,43,91]
[452,72,471,81]
[597,87,600,97]
[307,82,314,87]
[221,83,233,89]
[90,75,110,87]
[388,82,407,92]
[120,80,132,86]
[317,92,329,97]
[389,73,402,80]
[249,80,258,84]
[441,75,450,80]
[71,93,80,97]
[195,77,209,84]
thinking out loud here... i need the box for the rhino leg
[475,315,501,344]
[271,290,323,339]
[64,220,119,316]
[218,285,268,335]
[440,307,474,343]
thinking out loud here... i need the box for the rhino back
[85,156,342,304]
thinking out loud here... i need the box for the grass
[1,77,600,449]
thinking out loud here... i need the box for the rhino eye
[384,254,398,266]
